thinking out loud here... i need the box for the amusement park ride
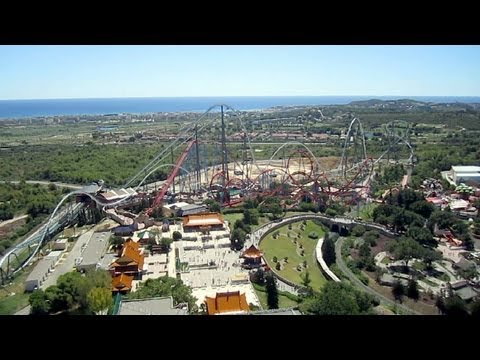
[0,104,415,281]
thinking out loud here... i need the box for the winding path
[335,237,420,315]
[0,180,83,190]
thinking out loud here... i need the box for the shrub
[352,225,366,237]
[273,256,278,263]
[308,231,318,239]
[275,262,281,271]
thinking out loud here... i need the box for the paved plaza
[176,235,261,308]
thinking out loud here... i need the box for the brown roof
[111,246,144,271]
[124,238,140,251]
[112,273,134,292]
[183,212,224,227]
[242,244,263,259]
[205,291,249,315]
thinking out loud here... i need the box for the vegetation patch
[260,220,327,291]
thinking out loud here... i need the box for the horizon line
[1,95,480,101]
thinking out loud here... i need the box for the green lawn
[381,257,391,265]
[0,269,32,315]
[357,203,378,221]
[422,279,439,287]
[412,261,425,271]
[253,284,298,309]
[260,220,327,292]
[222,213,244,228]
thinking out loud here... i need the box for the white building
[53,238,68,251]
[451,166,480,185]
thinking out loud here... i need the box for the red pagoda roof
[242,244,263,259]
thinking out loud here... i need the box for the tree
[86,287,113,315]
[359,242,371,258]
[301,271,311,287]
[423,249,442,270]
[470,300,480,317]
[407,279,420,301]
[160,237,173,252]
[251,267,265,284]
[406,226,435,246]
[364,230,379,246]
[392,281,405,303]
[270,204,283,219]
[265,273,279,309]
[204,199,221,213]
[76,269,112,309]
[172,231,182,241]
[300,282,369,315]
[29,289,50,315]
[243,209,259,225]
[128,276,197,313]
[231,228,246,250]
[352,225,366,237]
[390,237,424,268]
[458,265,477,280]
[409,200,435,219]
[110,235,124,250]
[443,295,469,316]
[243,198,258,209]
[321,235,336,266]
[45,285,75,313]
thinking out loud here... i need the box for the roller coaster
[0,104,415,282]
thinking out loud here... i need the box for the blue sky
[0,45,479,100]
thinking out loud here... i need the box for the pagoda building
[241,244,263,269]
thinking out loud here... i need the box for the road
[0,215,28,228]
[335,237,419,315]
[41,228,94,289]
[0,180,83,190]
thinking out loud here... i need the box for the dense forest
[0,143,168,186]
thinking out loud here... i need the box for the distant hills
[348,98,480,111]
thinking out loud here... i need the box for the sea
[1,96,480,119]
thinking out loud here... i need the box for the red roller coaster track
[146,139,197,216]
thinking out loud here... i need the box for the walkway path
[315,237,340,282]
[0,180,82,190]
[0,215,28,229]
[335,237,420,315]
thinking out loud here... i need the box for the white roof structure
[452,166,480,173]
[100,188,137,201]
[450,199,470,210]
[163,202,189,210]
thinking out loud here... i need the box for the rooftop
[79,183,102,195]
[118,297,188,315]
[452,166,480,173]
[251,308,302,315]
[99,187,137,201]
[181,204,207,211]
[183,212,224,227]
[45,250,64,260]
[205,291,249,315]
[454,286,479,301]
[112,273,134,292]
[242,244,263,259]
[163,202,190,210]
